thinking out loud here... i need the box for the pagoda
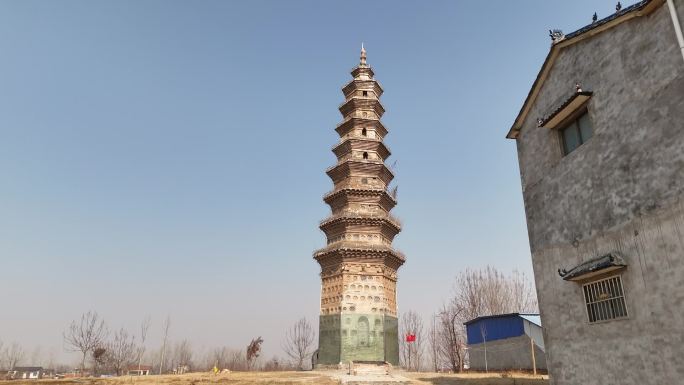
[314,46,404,366]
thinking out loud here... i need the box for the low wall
[468,335,546,371]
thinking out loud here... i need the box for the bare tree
[432,266,538,373]
[399,311,425,372]
[427,314,439,372]
[136,316,151,371]
[437,304,465,373]
[6,342,25,370]
[263,356,294,371]
[172,340,193,373]
[106,328,137,376]
[206,347,231,370]
[228,349,247,371]
[29,346,42,367]
[63,311,108,371]
[282,318,315,370]
[246,337,263,370]
[0,340,5,370]
[454,266,537,322]
[158,315,171,375]
[92,347,107,376]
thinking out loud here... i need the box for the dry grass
[405,371,549,385]
[0,372,338,385]
[0,371,550,385]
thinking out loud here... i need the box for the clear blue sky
[0,0,626,365]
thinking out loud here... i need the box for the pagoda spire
[360,43,367,66]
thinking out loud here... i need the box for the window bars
[582,275,628,323]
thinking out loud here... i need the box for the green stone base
[318,314,398,365]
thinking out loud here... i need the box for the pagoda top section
[351,43,375,79]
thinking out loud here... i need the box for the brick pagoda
[315,46,404,365]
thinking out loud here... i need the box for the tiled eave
[539,91,593,128]
[332,138,391,159]
[335,118,388,138]
[350,65,375,78]
[319,214,401,233]
[558,253,627,281]
[326,160,395,185]
[506,0,664,139]
[339,97,386,118]
[313,244,406,268]
[323,188,397,210]
[342,79,384,98]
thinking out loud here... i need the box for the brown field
[405,371,549,385]
[0,371,549,385]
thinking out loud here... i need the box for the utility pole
[480,325,488,373]
[408,339,411,371]
[159,315,171,375]
[530,337,537,376]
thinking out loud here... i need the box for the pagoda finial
[360,43,367,66]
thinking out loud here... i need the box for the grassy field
[0,371,549,385]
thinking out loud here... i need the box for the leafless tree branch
[282,318,315,370]
[63,311,108,371]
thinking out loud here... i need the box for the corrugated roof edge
[520,314,542,327]
[505,0,664,139]
[463,312,541,326]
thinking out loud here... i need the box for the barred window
[583,275,628,323]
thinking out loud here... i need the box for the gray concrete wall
[514,4,684,385]
[468,335,546,372]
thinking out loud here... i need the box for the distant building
[8,367,50,379]
[506,0,684,384]
[127,365,152,376]
[464,314,545,372]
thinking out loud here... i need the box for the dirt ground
[0,371,549,385]
[404,371,549,385]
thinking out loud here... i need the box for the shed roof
[463,313,540,326]
[506,0,665,139]
[520,314,542,327]
[12,367,43,372]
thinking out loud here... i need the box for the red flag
[406,333,416,342]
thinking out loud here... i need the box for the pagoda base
[318,314,399,366]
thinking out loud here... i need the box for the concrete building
[126,365,152,376]
[506,1,684,384]
[464,314,545,373]
[7,367,51,380]
[314,46,404,365]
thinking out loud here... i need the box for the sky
[0,0,631,367]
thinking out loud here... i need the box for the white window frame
[582,275,629,324]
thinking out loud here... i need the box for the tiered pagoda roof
[314,45,404,268]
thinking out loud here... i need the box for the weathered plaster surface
[514,4,684,385]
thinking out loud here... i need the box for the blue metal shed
[464,313,529,344]
[463,313,546,371]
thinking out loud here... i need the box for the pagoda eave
[332,138,391,159]
[325,160,394,186]
[342,79,384,98]
[323,188,397,211]
[350,65,374,78]
[313,245,406,269]
[335,118,389,138]
[319,214,402,233]
[339,98,386,118]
